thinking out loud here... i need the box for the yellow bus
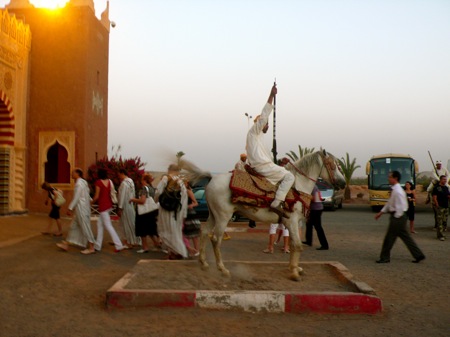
[366,153,419,210]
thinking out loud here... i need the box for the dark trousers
[380,214,424,261]
[304,210,328,248]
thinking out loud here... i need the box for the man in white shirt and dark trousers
[374,170,425,264]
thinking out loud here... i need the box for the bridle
[286,151,339,186]
[320,152,339,186]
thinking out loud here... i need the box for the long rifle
[428,150,439,177]
[271,79,278,164]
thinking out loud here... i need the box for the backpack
[158,175,182,212]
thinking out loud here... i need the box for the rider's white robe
[246,103,294,201]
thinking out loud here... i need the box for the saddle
[229,166,312,217]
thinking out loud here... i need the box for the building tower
[2,0,111,214]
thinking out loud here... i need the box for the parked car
[192,187,209,220]
[317,180,344,210]
[192,187,242,221]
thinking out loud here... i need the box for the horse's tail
[180,158,212,186]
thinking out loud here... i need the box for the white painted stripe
[225,227,247,232]
[196,291,285,313]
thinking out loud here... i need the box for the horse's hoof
[220,269,231,277]
[289,273,301,281]
[297,267,304,275]
[200,262,209,270]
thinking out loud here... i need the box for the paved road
[0,205,448,337]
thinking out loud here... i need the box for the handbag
[53,189,66,207]
[137,186,159,215]
[109,180,118,204]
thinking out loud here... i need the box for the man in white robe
[427,161,449,193]
[118,169,141,247]
[156,164,188,259]
[246,84,295,218]
[56,168,96,254]
[235,153,248,171]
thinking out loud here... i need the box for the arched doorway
[45,141,71,184]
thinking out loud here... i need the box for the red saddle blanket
[229,169,312,215]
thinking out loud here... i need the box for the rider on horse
[245,84,295,219]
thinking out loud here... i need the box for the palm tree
[109,144,122,159]
[338,153,361,199]
[286,145,315,161]
[176,151,185,166]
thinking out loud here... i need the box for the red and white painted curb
[106,261,382,315]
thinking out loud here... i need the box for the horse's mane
[290,151,322,173]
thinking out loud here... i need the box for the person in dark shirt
[432,175,450,241]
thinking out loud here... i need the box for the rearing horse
[182,149,346,281]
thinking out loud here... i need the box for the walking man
[56,168,96,254]
[117,169,141,247]
[374,170,425,263]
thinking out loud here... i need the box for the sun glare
[30,0,69,9]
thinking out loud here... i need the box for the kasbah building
[0,0,111,215]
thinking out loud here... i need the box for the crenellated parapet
[0,9,31,51]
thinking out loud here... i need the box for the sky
[3,0,450,176]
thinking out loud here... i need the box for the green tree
[338,153,361,199]
[286,145,315,161]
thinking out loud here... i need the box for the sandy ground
[124,260,354,293]
[0,186,448,337]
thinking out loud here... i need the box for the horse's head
[317,149,346,190]
[290,150,346,191]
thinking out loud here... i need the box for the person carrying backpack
[155,164,188,259]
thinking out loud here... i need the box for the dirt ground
[124,260,354,293]
[0,186,448,337]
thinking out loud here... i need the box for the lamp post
[271,80,277,164]
[244,112,253,130]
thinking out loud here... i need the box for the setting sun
[30,0,69,9]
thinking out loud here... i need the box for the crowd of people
[44,164,202,259]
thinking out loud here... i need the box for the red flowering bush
[87,156,146,195]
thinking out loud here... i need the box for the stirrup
[269,204,290,219]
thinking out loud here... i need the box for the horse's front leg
[211,233,230,277]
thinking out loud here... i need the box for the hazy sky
[4,0,450,176]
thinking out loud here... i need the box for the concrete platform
[106,260,382,314]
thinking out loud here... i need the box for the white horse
[182,150,346,281]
